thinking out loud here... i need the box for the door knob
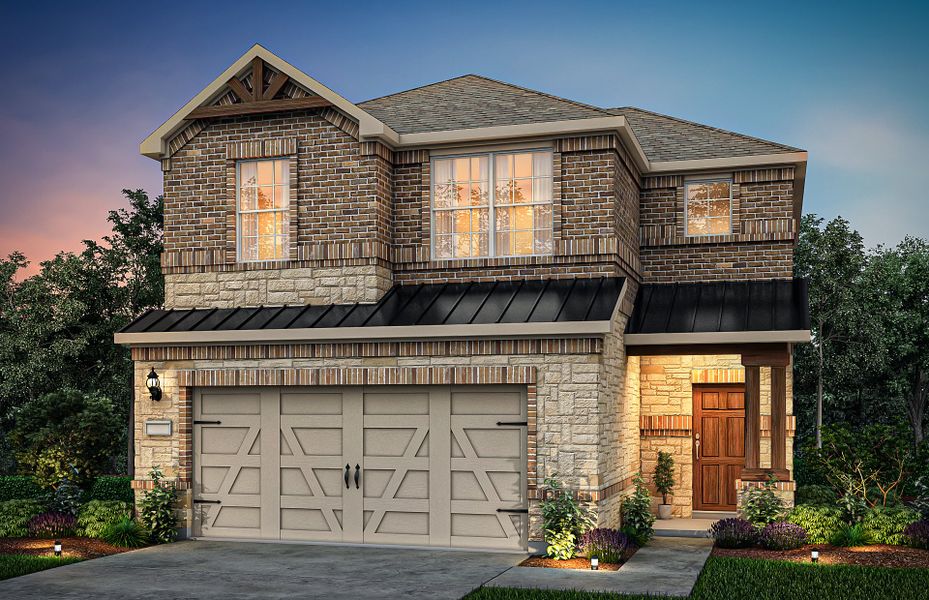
[354,464,361,489]
[344,464,351,489]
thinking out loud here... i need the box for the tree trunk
[816,333,824,448]
[906,367,926,447]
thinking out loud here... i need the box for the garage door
[192,385,528,550]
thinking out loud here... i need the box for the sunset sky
[2,1,928,276]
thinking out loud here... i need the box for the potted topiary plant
[654,451,675,520]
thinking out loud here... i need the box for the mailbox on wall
[144,419,173,436]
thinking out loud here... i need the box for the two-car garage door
[192,386,528,550]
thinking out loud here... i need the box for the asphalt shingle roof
[357,75,802,162]
[608,107,801,162]
[358,74,610,134]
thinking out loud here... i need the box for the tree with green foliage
[793,215,868,447]
[9,389,124,488]
[0,190,162,473]
[861,237,929,446]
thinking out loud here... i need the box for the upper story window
[237,159,289,261]
[432,150,553,259]
[685,179,732,236]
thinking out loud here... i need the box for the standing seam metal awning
[115,278,625,344]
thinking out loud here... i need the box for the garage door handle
[344,464,351,489]
[354,464,361,489]
[496,508,528,514]
[194,420,222,425]
[194,499,221,505]
[496,421,527,427]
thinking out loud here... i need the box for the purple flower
[27,512,77,538]
[759,521,807,550]
[904,520,929,550]
[578,528,630,563]
[710,518,757,549]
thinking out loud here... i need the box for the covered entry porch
[624,279,810,518]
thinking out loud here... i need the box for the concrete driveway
[0,540,526,599]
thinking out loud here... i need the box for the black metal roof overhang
[115,277,625,344]
[625,278,811,344]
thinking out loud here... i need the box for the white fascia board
[391,116,652,172]
[140,44,397,159]
[624,330,812,346]
[648,152,808,173]
[114,320,613,346]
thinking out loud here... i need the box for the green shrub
[741,476,785,526]
[540,476,594,559]
[862,506,920,545]
[831,523,871,547]
[43,479,84,516]
[0,500,44,537]
[795,484,837,507]
[786,505,843,544]
[86,476,133,503]
[10,389,124,488]
[138,467,178,544]
[0,554,83,582]
[620,472,655,546]
[101,519,148,548]
[77,500,133,538]
[0,476,42,502]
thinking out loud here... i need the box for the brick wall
[638,169,796,283]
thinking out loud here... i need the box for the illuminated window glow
[685,179,731,236]
[237,159,290,261]
[432,150,553,259]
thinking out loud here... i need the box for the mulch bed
[0,537,135,559]
[713,543,929,569]
[519,547,638,571]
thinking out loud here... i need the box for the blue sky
[2,0,927,272]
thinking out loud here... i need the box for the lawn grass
[464,556,929,600]
[0,554,83,581]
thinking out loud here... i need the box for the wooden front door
[693,385,745,511]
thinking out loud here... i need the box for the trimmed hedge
[0,475,132,504]
[0,476,43,503]
[86,476,133,503]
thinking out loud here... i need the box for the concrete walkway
[485,536,713,597]
[654,518,716,538]
[0,540,526,599]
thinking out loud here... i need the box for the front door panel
[694,385,745,511]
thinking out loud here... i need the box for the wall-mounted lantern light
[54,540,62,557]
[146,368,162,401]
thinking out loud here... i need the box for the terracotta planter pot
[658,504,673,520]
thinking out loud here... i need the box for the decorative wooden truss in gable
[189,58,331,119]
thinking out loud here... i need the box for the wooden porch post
[741,346,791,481]
[770,366,788,473]
[743,365,761,471]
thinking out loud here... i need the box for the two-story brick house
[117,44,810,551]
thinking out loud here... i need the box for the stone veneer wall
[164,264,392,308]
[634,354,795,517]
[131,337,628,540]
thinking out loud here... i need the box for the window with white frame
[685,179,732,236]
[432,150,553,259]
[237,159,290,261]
